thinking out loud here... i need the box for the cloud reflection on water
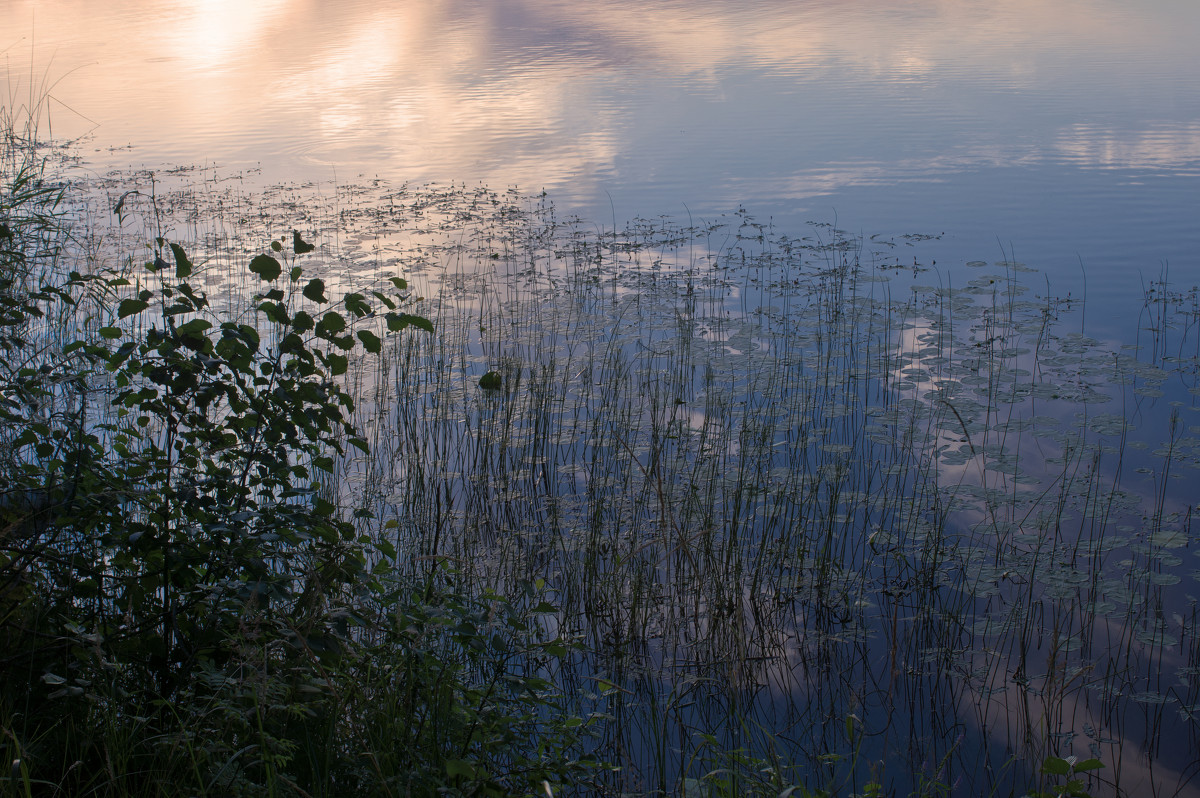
[5,0,1198,209]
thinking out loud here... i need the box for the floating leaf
[479,371,503,390]
[1131,691,1176,704]
[1151,530,1188,549]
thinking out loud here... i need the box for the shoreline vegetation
[2,98,1199,797]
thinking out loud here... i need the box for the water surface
[3,0,1198,309]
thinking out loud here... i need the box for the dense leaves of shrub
[0,152,599,796]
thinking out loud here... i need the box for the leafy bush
[0,138,598,796]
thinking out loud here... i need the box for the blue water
[3,0,1197,314]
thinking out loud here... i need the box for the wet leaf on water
[1136,629,1179,647]
[1131,691,1176,704]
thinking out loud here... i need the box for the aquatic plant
[0,119,599,795]
[3,96,1199,795]
[304,182,1197,796]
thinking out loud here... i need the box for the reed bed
[280,179,1198,796]
[9,156,1200,796]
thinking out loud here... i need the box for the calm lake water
[6,2,1200,795]
[4,0,1199,311]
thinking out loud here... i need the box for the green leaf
[249,254,282,282]
[389,276,408,290]
[303,279,327,303]
[407,314,433,333]
[279,332,306,354]
[357,330,382,353]
[344,292,371,317]
[169,242,192,278]
[292,310,314,333]
[259,301,290,326]
[316,311,346,337]
[108,341,137,369]
[1042,757,1071,776]
[176,319,214,352]
[98,326,123,340]
[326,353,348,375]
[237,324,260,348]
[117,298,149,319]
[1065,779,1088,797]
[293,230,315,255]
[479,371,502,390]
[176,281,208,311]
[385,312,434,333]
[271,240,282,252]
[1073,759,1104,772]
[444,759,476,780]
[175,319,212,336]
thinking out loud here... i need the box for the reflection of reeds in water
[93,175,1200,796]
